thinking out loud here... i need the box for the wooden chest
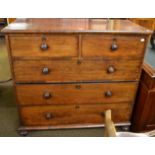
[132,63,155,132]
[2,19,151,135]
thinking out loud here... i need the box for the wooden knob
[40,43,48,51]
[40,35,48,51]
[77,60,82,65]
[45,113,53,120]
[42,67,49,74]
[107,66,115,73]
[105,91,113,97]
[111,43,118,51]
[43,92,52,99]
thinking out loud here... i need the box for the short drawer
[16,82,138,106]
[20,103,132,126]
[10,34,78,58]
[82,34,146,58]
[13,59,142,83]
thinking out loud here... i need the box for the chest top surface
[2,18,152,34]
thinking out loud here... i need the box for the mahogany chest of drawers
[2,19,151,135]
[132,63,155,132]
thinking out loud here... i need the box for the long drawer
[20,103,132,126]
[16,82,138,106]
[13,59,142,83]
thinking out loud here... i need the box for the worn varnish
[2,19,151,34]
[20,103,132,126]
[16,82,138,106]
[1,19,151,134]
[82,34,146,58]
[10,34,78,58]
[13,59,142,82]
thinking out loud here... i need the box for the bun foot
[18,130,29,136]
[121,126,130,131]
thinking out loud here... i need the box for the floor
[144,44,155,68]
[0,37,154,137]
[0,38,11,82]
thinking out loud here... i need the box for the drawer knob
[105,91,113,97]
[107,66,115,73]
[111,43,118,51]
[77,60,82,65]
[43,92,52,99]
[42,67,49,74]
[45,113,53,120]
[40,43,48,51]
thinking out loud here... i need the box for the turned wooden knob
[45,113,53,120]
[43,92,52,99]
[77,60,82,65]
[107,66,115,73]
[40,35,48,51]
[40,42,48,51]
[42,67,49,74]
[111,43,118,51]
[105,91,113,97]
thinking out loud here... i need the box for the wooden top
[143,63,155,78]
[1,18,152,34]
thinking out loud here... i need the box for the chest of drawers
[132,63,155,132]
[2,19,151,135]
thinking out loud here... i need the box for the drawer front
[145,89,155,130]
[13,59,142,82]
[10,34,78,58]
[16,83,138,106]
[20,103,132,126]
[82,34,146,58]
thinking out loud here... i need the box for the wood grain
[82,34,146,58]
[2,19,152,34]
[16,82,138,106]
[13,59,142,83]
[10,34,78,58]
[20,103,132,126]
[2,19,151,131]
[131,63,155,132]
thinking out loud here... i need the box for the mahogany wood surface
[82,34,146,58]
[130,18,155,31]
[9,34,146,59]
[2,19,151,132]
[20,103,132,126]
[132,63,155,131]
[13,59,142,83]
[10,34,78,58]
[16,82,138,106]
[2,19,152,34]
